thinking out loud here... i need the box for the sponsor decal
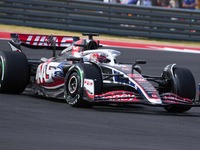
[72,39,84,55]
[17,34,74,47]
[95,91,140,102]
[84,79,94,98]
[128,74,142,78]
[72,46,81,55]
[152,94,158,98]
[36,61,65,88]
[122,67,131,71]
[135,78,146,82]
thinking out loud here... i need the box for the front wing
[92,90,200,107]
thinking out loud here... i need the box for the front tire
[65,63,102,108]
[66,71,85,107]
[164,67,196,112]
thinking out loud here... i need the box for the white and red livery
[0,33,199,113]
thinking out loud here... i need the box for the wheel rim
[68,75,78,95]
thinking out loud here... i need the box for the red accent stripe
[85,90,94,98]
[96,90,134,97]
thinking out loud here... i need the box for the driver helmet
[89,53,110,63]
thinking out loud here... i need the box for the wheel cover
[68,75,78,95]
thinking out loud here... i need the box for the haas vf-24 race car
[0,33,199,112]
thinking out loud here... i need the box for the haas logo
[21,35,73,47]
[36,62,64,85]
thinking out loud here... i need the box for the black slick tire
[164,67,196,112]
[0,51,30,94]
[65,63,102,108]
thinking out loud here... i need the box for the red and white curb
[100,40,200,54]
[0,31,11,40]
[1,31,200,54]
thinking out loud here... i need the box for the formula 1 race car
[0,33,199,112]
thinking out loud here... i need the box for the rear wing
[9,33,80,52]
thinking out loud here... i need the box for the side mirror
[132,60,146,74]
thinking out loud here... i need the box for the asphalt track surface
[1,39,200,150]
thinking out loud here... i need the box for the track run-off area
[0,31,200,150]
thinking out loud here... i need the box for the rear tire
[164,67,196,112]
[0,51,30,94]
